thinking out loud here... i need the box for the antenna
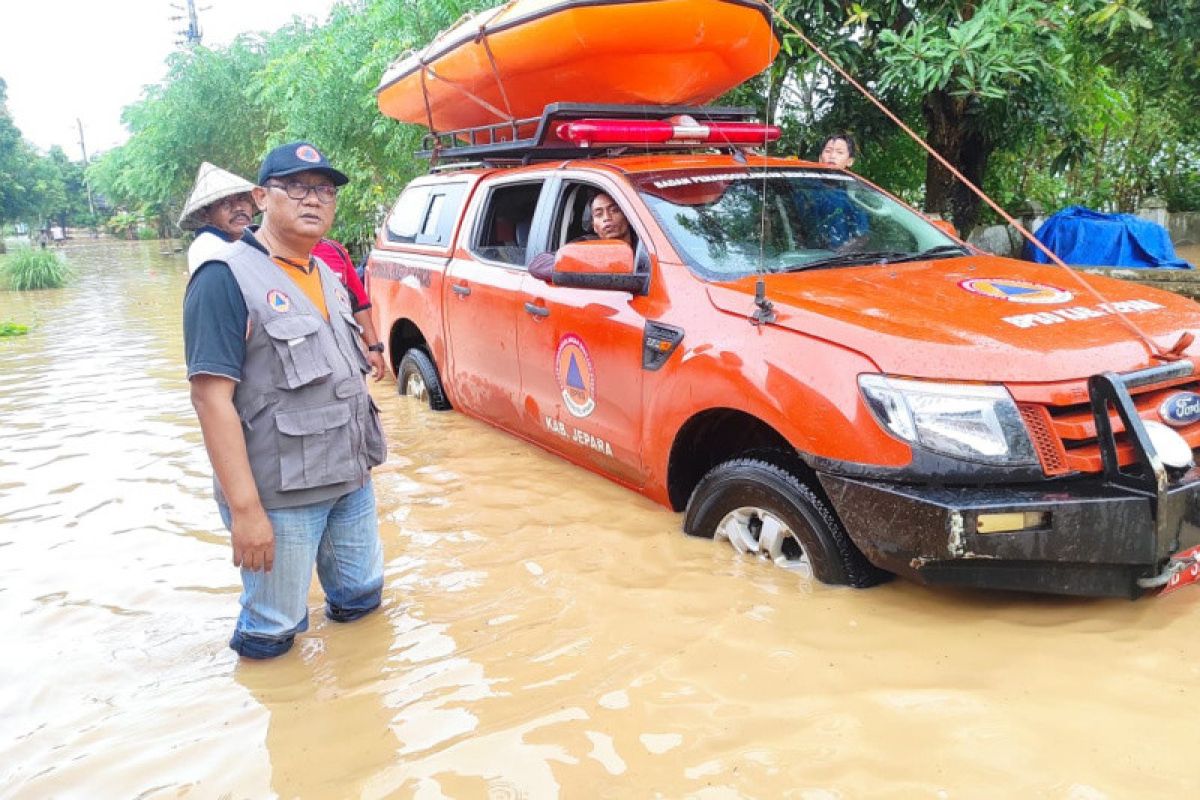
[751,277,776,326]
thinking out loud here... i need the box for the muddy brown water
[2,240,1199,799]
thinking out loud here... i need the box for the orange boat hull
[376,0,779,133]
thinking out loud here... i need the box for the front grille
[1017,403,1070,475]
[1014,375,1200,475]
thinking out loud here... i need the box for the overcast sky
[0,0,341,158]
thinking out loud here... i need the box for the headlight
[858,375,1037,465]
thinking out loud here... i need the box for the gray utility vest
[216,239,386,510]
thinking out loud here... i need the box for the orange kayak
[376,0,779,134]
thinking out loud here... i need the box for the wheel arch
[387,318,430,374]
[665,407,814,511]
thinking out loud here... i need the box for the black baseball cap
[257,141,349,186]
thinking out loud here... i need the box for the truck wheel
[398,348,451,411]
[684,458,887,588]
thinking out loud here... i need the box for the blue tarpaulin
[1025,205,1192,269]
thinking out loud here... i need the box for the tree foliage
[0,79,91,233]
[735,0,1200,230]
[87,0,492,250]
[6,0,1196,247]
[1,78,42,226]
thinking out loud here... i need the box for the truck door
[517,179,648,486]
[444,179,544,431]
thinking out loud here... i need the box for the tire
[684,458,888,588]
[397,348,451,411]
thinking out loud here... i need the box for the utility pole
[169,0,203,47]
[76,117,95,217]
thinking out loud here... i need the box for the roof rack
[427,160,490,173]
[419,102,771,165]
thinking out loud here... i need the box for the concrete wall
[1168,212,1200,246]
[967,202,1200,258]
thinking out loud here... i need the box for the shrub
[0,322,30,337]
[0,247,73,290]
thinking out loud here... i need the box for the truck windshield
[635,168,963,279]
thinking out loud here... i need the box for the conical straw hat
[178,162,256,230]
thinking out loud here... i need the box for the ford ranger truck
[367,123,1200,598]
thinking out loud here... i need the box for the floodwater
[2,240,1199,799]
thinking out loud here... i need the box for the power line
[168,0,206,47]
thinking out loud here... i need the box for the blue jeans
[219,481,383,659]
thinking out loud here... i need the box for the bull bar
[819,362,1200,598]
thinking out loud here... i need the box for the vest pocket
[264,315,333,389]
[275,403,356,490]
[365,396,387,468]
[340,310,371,374]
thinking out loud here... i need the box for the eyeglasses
[265,180,338,203]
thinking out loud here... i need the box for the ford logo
[1158,391,1200,428]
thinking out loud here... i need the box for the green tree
[766,1,1078,232]
[251,0,492,249]
[0,77,37,229]
[88,37,275,234]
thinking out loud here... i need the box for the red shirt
[312,238,370,312]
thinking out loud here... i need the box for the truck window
[550,181,646,271]
[416,183,467,247]
[551,182,600,248]
[636,168,957,279]
[385,185,431,244]
[472,182,543,266]
[385,183,467,247]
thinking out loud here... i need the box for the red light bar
[555,118,781,147]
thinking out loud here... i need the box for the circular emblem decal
[266,289,291,313]
[295,144,321,163]
[555,334,596,418]
[959,278,1073,305]
[1159,391,1200,428]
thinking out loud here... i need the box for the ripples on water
[1,240,1199,798]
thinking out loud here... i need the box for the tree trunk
[922,89,991,235]
[1090,121,1110,197]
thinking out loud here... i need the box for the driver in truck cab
[590,192,633,245]
[529,191,634,281]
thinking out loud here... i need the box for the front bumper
[819,362,1200,598]
[819,471,1200,597]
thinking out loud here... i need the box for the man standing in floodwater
[183,142,387,659]
[179,162,257,273]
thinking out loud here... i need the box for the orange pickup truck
[368,105,1200,598]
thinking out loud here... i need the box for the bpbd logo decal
[295,144,321,163]
[555,334,596,418]
[266,289,291,313]
[1159,391,1200,428]
[959,278,1073,305]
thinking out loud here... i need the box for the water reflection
[1,240,1199,798]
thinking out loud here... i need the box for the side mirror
[552,240,647,294]
[931,218,959,238]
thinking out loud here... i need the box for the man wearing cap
[179,162,257,273]
[183,142,387,659]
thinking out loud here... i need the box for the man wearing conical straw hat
[179,162,257,273]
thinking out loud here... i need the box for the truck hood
[706,255,1200,382]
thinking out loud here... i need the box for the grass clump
[1,322,29,337]
[0,247,73,290]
